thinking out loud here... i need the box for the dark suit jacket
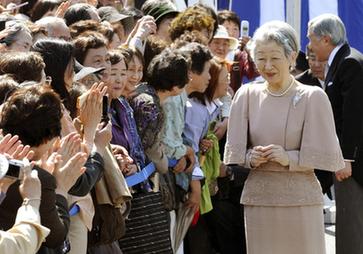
[324,43,363,186]
[295,69,322,87]
[0,166,69,250]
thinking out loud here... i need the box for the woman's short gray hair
[308,14,347,46]
[247,21,299,60]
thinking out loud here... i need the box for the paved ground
[325,224,335,254]
[324,194,336,254]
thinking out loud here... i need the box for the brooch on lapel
[292,91,302,108]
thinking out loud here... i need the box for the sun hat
[98,6,130,23]
[74,61,105,81]
[212,25,239,50]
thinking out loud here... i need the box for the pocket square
[327,81,333,87]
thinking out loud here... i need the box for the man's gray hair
[247,21,299,60]
[308,14,347,46]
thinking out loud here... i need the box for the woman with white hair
[224,21,345,254]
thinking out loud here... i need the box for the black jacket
[324,43,363,186]
[295,69,322,87]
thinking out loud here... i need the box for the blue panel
[218,0,230,10]
[300,0,310,53]
[338,0,363,53]
[232,0,260,36]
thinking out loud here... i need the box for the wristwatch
[22,198,41,206]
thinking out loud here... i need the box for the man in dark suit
[296,47,333,195]
[308,14,363,254]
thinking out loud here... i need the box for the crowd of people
[0,0,362,254]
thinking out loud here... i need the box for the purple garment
[110,97,146,169]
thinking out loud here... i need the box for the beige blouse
[224,80,345,206]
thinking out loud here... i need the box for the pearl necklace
[266,78,295,97]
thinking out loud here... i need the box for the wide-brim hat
[98,6,130,23]
[74,61,105,81]
[213,25,239,51]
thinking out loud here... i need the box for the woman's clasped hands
[249,144,289,168]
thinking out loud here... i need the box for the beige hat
[212,25,239,50]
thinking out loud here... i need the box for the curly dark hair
[0,51,45,83]
[146,47,189,91]
[70,20,115,43]
[171,30,209,48]
[0,84,62,147]
[178,42,213,74]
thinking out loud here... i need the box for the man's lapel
[324,43,350,90]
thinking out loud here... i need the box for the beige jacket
[0,203,49,254]
[224,80,345,206]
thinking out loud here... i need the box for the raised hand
[0,133,34,160]
[78,82,107,151]
[55,1,70,18]
[94,122,112,150]
[57,132,82,167]
[53,152,87,196]
[19,162,41,208]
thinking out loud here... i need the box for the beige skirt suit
[224,80,344,254]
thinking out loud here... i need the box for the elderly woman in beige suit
[224,21,344,254]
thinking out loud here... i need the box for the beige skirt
[244,205,326,254]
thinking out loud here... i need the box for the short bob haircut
[190,57,229,104]
[64,3,98,26]
[169,6,214,41]
[31,0,62,22]
[178,42,213,74]
[308,14,347,46]
[117,46,145,68]
[0,84,62,147]
[69,20,114,42]
[146,47,189,91]
[247,21,299,60]
[109,49,125,66]
[217,10,241,30]
[32,39,74,102]
[73,32,108,65]
[0,51,45,83]
[0,74,19,104]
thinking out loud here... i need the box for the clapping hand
[19,161,41,209]
[0,132,34,160]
